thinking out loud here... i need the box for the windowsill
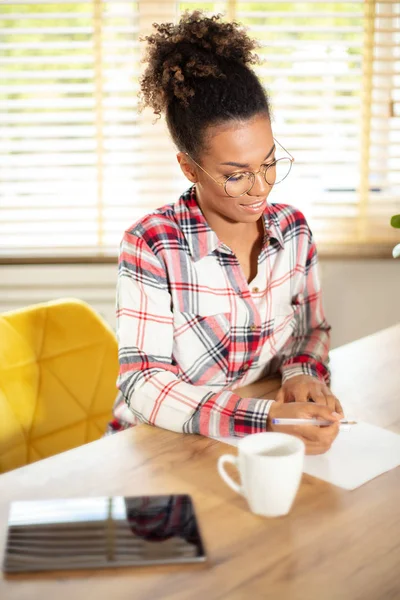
[0,243,396,265]
[317,243,395,260]
[0,254,118,265]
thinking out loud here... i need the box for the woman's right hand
[267,401,341,455]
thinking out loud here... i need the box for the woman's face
[178,113,275,229]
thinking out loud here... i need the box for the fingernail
[332,412,341,419]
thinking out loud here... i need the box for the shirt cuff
[281,360,330,384]
[233,398,275,437]
[113,393,139,427]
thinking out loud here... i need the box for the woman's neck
[205,209,263,250]
[194,185,265,250]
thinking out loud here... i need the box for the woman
[110,11,344,454]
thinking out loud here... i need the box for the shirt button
[252,286,259,294]
[242,363,250,372]
[250,324,257,332]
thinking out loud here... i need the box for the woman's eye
[227,172,247,182]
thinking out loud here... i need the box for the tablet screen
[3,494,206,573]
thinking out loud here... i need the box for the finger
[299,403,341,422]
[300,425,339,455]
[334,396,344,417]
[292,387,309,403]
[287,433,336,456]
[270,419,338,448]
[322,393,337,412]
[266,429,320,454]
[268,423,337,455]
[300,421,339,444]
[281,387,295,403]
[304,441,334,456]
[310,392,328,406]
[275,389,285,404]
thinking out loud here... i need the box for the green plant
[391,215,400,258]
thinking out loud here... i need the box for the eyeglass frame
[185,137,295,198]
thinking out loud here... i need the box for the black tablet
[3,494,206,573]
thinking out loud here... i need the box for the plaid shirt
[111,185,330,438]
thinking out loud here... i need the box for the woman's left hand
[275,375,344,417]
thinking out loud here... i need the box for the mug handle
[217,454,243,495]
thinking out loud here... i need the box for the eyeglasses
[185,137,294,198]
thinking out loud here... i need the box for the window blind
[227,0,400,249]
[0,0,187,259]
[0,0,399,259]
[360,0,400,247]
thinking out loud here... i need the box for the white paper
[214,422,400,490]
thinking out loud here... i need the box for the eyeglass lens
[225,157,292,197]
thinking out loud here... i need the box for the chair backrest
[0,299,119,473]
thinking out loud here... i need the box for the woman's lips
[239,198,266,213]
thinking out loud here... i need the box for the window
[1,0,399,260]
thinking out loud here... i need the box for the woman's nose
[248,170,271,196]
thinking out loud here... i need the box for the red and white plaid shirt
[110,185,330,438]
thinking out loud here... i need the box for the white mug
[217,432,305,518]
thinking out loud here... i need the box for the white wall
[0,263,118,328]
[1,260,399,349]
[320,260,400,347]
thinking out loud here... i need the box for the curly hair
[139,11,271,159]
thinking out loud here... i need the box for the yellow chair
[0,298,119,473]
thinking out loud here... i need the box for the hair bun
[140,11,259,114]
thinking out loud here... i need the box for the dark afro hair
[139,10,272,159]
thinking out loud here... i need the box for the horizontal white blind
[0,0,187,258]
[362,0,400,244]
[229,0,399,246]
[0,0,399,258]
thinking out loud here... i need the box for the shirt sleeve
[279,223,331,385]
[114,230,275,438]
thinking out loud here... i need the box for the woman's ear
[177,152,198,183]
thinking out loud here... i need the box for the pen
[271,418,357,427]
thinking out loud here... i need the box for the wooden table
[1,325,400,600]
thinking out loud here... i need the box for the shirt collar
[263,205,285,250]
[174,186,220,262]
[175,185,284,262]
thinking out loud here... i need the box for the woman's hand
[267,401,341,455]
[275,375,344,417]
